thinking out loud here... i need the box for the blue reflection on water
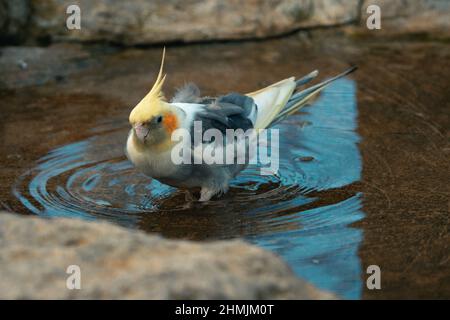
[250,194,364,299]
[248,79,363,299]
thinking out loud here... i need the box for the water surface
[12,79,364,298]
[2,35,449,299]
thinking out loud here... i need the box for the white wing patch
[172,102,204,129]
[247,78,296,129]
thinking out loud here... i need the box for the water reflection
[13,79,364,299]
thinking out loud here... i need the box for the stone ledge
[0,212,335,299]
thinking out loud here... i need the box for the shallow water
[1,34,449,299]
[12,80,364,298]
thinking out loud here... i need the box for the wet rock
[0,212,335,299]
[28,0,360,45]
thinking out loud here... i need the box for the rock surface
[2,0,449,45]
[359,0,450,36]
[362,0,450,18]
[0,0,29,43]
[0,212,335,299]
[28,0,360,45]
[5,0,360,45]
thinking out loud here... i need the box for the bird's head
[129,48,180,150]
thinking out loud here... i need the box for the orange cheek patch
[163,113,178,134]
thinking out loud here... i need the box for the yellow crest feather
[129,47,167,124]
[149,47,166,100]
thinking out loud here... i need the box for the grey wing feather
[190,93,256,173]
[217,94,255,118]
[190,93,256,145]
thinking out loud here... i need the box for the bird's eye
[156,116,163,123]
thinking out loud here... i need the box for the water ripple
[13,79,364,299]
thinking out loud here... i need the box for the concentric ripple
[13,79,364,299]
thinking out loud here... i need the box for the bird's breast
[125,130,179,179]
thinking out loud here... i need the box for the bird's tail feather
[295,70,319,87]
[270,66,357,126]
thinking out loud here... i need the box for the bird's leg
[199,187,216,202]
[177,190,195,210]
[184,190,195,202]
[181,190,195,209]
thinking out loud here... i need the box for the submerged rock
[0,212,335,299]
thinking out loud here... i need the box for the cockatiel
[126,48,356,201]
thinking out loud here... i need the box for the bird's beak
[133,123,150,142]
